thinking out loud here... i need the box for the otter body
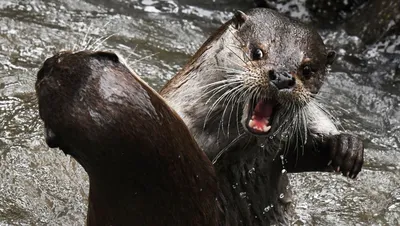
[36,51,222,226]
[161,8,364,225]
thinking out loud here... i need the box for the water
[0,0,399,225]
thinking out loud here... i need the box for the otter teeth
[249,119,256,128]
[262,125,272,132]
[248,119,271,133]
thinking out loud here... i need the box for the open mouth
[244,99,277,135]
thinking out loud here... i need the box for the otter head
[35,50,161,170]
[35,51,122,160]
[36,50,84,152]
[227,8,336,136]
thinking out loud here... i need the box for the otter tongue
[248,100,273,133]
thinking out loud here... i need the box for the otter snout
[268,70,296,90]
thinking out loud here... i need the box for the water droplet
[281,169,287,174]
[239,192,247,198]
[248,167,255,174]
[178,155,181,158]
[280,155,286,166]
[200,188,203,192]
[279,193,285,199]
[232,184,236,189]
[260,143,265,148]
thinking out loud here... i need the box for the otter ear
[232,10,248,29]
[93,51,120,63]
[326,50,336,65]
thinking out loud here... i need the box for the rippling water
[0,0,399,225]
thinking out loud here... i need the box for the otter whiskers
[204,83,244,132]
[199,66,246,128]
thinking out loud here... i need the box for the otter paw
[327,133,364,179]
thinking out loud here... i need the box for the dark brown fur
[35,51,223,226]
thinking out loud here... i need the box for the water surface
[0,0,399,225]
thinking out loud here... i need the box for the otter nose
[268,70,296,90]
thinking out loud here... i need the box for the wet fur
[161,8,363,225]
[36,51,223,226]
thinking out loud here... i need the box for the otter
[35,51,223,226]
[161,8,364,225]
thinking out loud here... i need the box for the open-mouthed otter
[161,8,364,225]
[35,51,223,226]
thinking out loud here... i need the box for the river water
[0,0,399,225]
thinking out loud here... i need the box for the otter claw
[328,133,364,179]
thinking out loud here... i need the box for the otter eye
[302,65,312,78]
[251,48,264,60]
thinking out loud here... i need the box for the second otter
[161,8,364,225]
